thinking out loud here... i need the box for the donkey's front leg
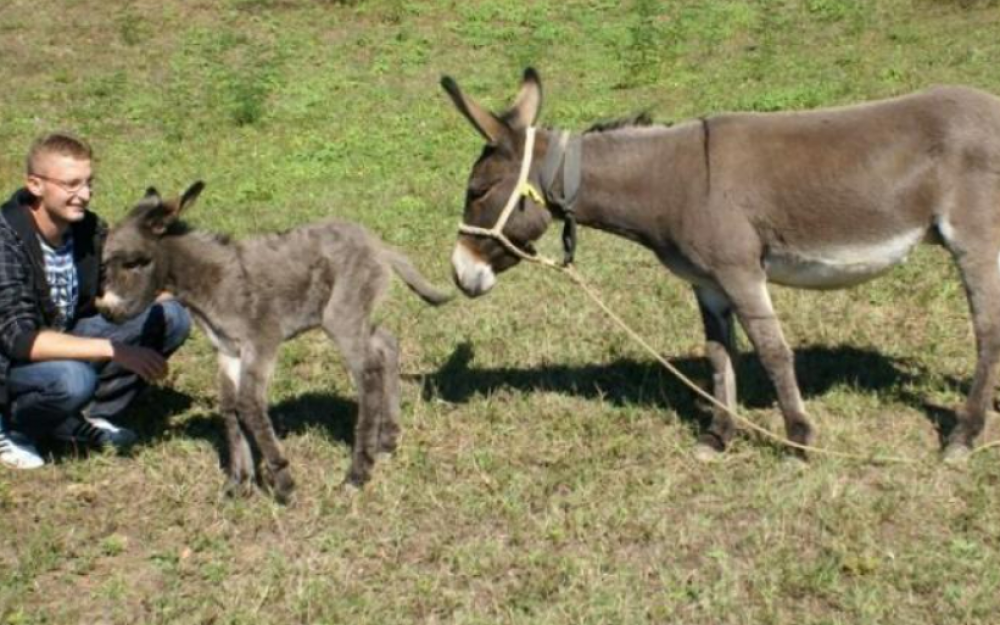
[693,285,739,461]
[721,273,815,455]
[237,345,295,503]
[218,353,254,496]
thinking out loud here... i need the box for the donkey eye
[467,187,489,202]
[122,257,151,270]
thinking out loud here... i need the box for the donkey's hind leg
[371,327,402,456]
[218,353,254,496]
[323,265,391,487]
[693,285,739,461]
[942,231,1000,461]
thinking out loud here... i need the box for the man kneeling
[0,133,191,469]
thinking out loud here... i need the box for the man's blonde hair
[26,132,93,175]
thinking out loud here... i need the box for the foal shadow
[269,392,356,445]
[419,341,961,437]
[171,390,357,447]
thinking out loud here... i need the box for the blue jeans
[5,300,191,440]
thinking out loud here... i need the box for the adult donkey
[442,68,1000,463]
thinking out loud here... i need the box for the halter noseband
[458,126,582,266]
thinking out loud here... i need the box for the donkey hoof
[223,478,255,499]
[340,479,362,497]
[782,454,809,470]
[271,469,296,505]
[343,467,371,491]
[693,443,724,463]
[942,443,972,466]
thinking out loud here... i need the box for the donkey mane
[163,220,231,246]
[584,111,658,134]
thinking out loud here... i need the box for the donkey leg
[218,353,254,496]
[237,345,295,503]
[693,285,739,461]
[721,274,814,455]
[371,327,402,456]
[324,307,382,488]
[944,247,1000,461]
[323,261,391,488]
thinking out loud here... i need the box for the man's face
[25,153,93,226]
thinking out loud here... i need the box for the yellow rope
[480,234,945,464]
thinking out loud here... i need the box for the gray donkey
[97,182,451,502]
[444,68,1000,463]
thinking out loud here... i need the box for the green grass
[3,0,1000,623]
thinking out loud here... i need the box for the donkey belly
[763,227,927,290]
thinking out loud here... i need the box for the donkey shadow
[118,341,969,466]
[158,391,359,470]
[419,341,968,441]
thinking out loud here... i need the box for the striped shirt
[38,234,78,330]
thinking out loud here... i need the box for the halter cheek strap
[458,126,583,266]
[457,126,543,262]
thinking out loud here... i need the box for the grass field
[3,0,1000,623]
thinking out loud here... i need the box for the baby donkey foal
[97,182,452,502]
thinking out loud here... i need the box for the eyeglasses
[30,173,95,195]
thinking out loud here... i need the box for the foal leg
[693,285,739,461]
[237,343,295,503]
[371,327,402,456]
[943,239,1000,461]
[323,291,386,487]
[718,272,814,455]
[218,353,254,496]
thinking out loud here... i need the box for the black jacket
[0,189,106,405]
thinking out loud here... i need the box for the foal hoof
[223,477,255,499]
[340,479,362,497]
[942,443,972,466]
[271,469,296,505]
[693,443,724,463]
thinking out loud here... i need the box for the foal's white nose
[451,243,496,297]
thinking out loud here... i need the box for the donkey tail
[381,247,454,306]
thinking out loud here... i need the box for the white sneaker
[0,429,45,469]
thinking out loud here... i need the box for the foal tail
[380,247,454,306]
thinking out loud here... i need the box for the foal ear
[179,180,205,213]
[501,67,543,130]
[144,181,205,236]
[144,187,160,199]
[441,74,511,145]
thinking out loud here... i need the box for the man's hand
[111,342,168,381]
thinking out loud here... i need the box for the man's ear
[24,174,44,198]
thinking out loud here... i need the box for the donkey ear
[501,67,543,130]
[179,180,205,213]
[143,205,175,237]
[441,75,511,144]
[143,182,204,237]
[145,187,160,199]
